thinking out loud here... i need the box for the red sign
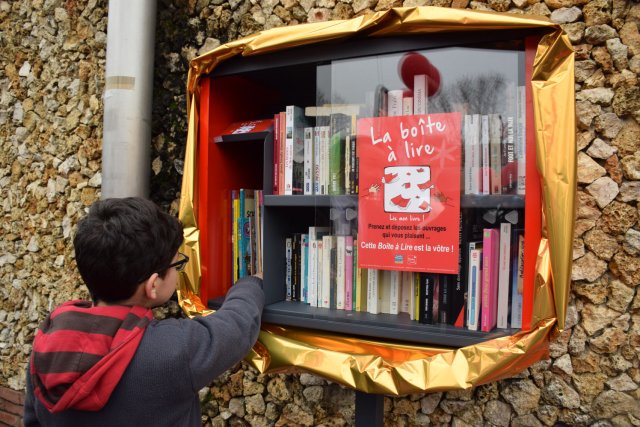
[357,113,461,273]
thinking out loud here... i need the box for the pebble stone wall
[1,0,639,426]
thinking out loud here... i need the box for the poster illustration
[357,113,461,273]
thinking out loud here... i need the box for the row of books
[272,105,360,196]
[231,189,263,282]
[462,87,526,196]
[285,222,524,331]
[373,74,430,118]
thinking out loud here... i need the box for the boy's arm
[185,275,264,390]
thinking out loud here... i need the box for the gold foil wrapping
[178,6,576,394]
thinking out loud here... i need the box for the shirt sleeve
[183,275,265,391]
[23,360,42,427]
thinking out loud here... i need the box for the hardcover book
[213,118,273,143]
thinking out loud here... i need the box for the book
[374,84,388,117]
[307,226,330,307]
[313,127,321,195]
[292,233,302,300]
[213,118,273,143]
[278,111,286,194]
[329,113,352,195]
[355,264,366,312]
[344,235,354,311]
[366,269,379,314]
[387,89,403,116]
[285,237,293,301]
[516,86,526,195]
[489,114,502,194]
[497,222,512,329]
[303,127,314,195]
[238,189,255,278]
[273,113,280,194]
[510,231,525,328]
[464,114,481,195]
[285,105,308,195]
[378,270,390,314]
[400,271,412,314]
[481,228,499,332]
[321,235,336,308]
[305,104,361,117]
[466,247,482,331]
[438,275,451,324]
[501,115,517,194]
[418,272,436,324]
[402,96,413,116]
[389,270,401,315]
[413,273,420,321]
[300,234,309,303]
[231,190,239,284]
[481,115,490,195]
[319,125,330,195]
[335,235,346,310]
[413,74,428,115]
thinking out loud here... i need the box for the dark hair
[73,197,184,303]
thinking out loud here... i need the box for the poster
[357,113,461,273]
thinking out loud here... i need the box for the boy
[23,197,264,426]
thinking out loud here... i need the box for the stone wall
[1,0,639,426]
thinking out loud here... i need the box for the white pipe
[102,0,157,198]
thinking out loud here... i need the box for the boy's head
[73,197,184,304]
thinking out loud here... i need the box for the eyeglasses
[166,252,189,272]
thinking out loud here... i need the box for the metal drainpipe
[101,0,157,198]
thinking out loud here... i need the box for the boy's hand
[253,271,263,280]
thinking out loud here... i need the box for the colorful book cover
[344,235,354,311]
[356,113,461,273]
[481,228,499,332]
[213,118,273,143]
[510,232,525,328]
[466,247,482,331]
[497,222,512,329]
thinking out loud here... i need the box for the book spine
[400,271,412,314]
[389,270,401,315]
[466,247,482,331]
[292,234,301,301]
[387,89,403,116]
[335,235,346,310]
[321,235,334,308]
[238,189,246,278]
[481,228,500,332]
[402,96,413,116]
[344,236,354,311]
[301,234,309,303]
[329,131,344,195]
[292,106,306,195]
[501,116,516,194]
[489,114,502,194]
[273,113,280,194]
[464,114,481,195]
[367,269,379,314]
[313,127,321,195]
[303,127,314,195]
[279,111,286,195]
[349,134,357,195]
[308,240,318,306]
[419,272,435,324]
[510,233,525,328]
[285,237,293,301]
[231,190,239,284]
[497,223,512,328]
[439,275,450,324]
[320,126,330,195]
[413,273,420,321]
[284,106,294,195]
[481,115,490,195]
[516,86,526,195]
[344,135,351,195]
[413,74,427,115]
[315,240,324,307]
